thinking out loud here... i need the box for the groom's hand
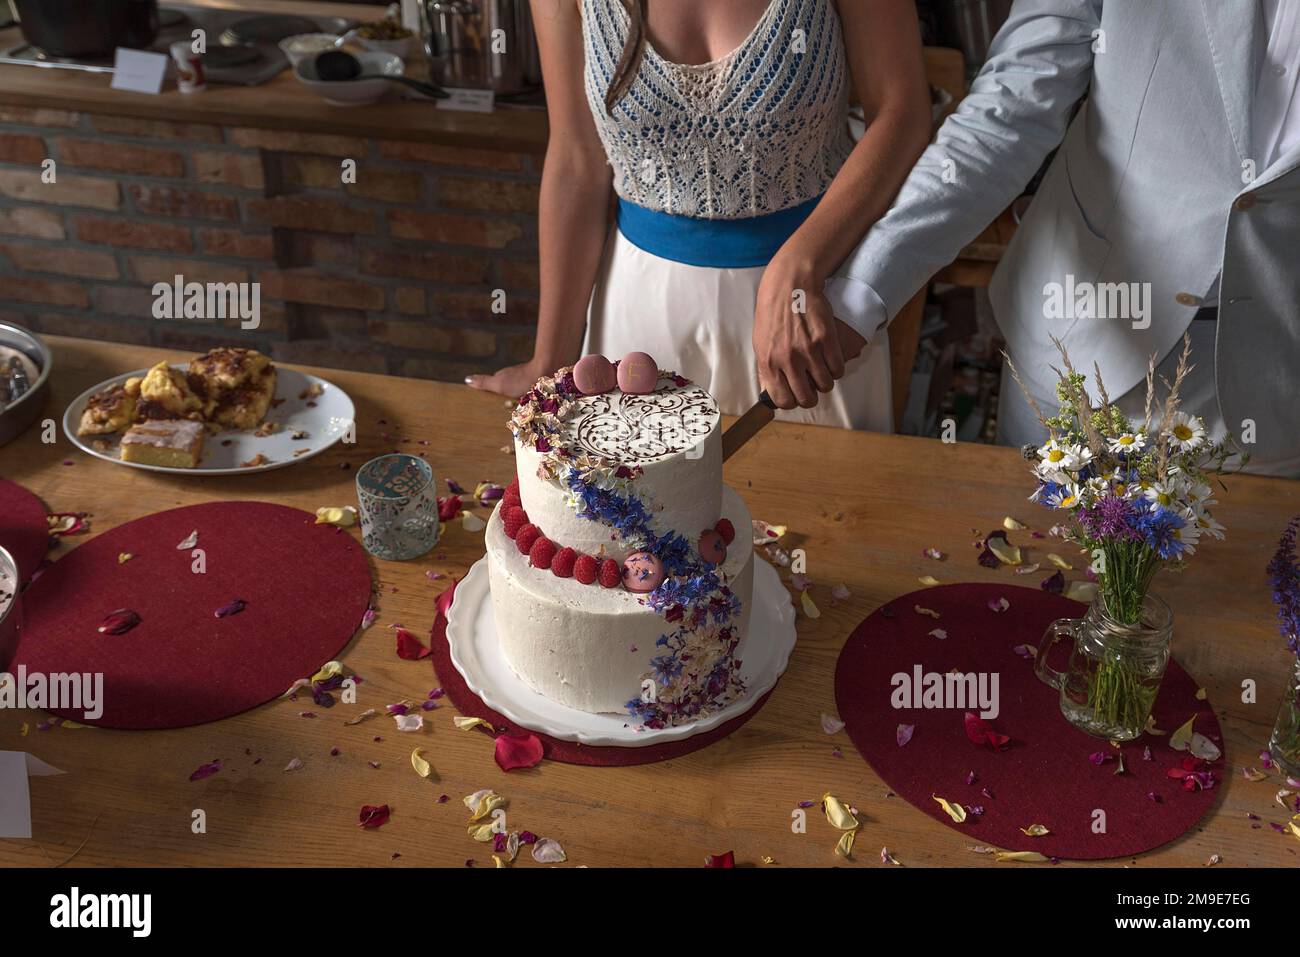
[754,269,863,410]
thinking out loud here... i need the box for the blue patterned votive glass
[356,454,439,561]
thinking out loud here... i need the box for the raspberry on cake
[119,419,205,469]
[77,377,141,436]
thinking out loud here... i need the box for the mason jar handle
[1034,617,1078,691]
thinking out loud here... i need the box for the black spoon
[313,49,449,99]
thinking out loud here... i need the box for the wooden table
[2,336,1298,868]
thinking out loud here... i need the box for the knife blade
[721,390,777,462]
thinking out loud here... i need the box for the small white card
[437,87,496,113]
[110,48,169,95]
[0,751,65,839]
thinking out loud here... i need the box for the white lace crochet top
[581,0,855,220]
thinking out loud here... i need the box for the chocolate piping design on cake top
[505,355,746,728]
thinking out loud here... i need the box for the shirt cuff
[824,275,890,345]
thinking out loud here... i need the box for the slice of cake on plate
[189,347,277,430]
[484,352,754,728]
[120,419,205,468]
[77,377,141,436]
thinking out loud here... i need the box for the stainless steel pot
[0,321,51,449]
[11,0,160,59]
[0,546,20,676]
[419,0,541,95]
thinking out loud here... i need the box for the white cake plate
[446,556,796,747]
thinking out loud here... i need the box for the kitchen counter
[0,0,549,152]
[1,336,1299,868]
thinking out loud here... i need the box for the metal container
[941,0,1014,77]
[0,546,20,676]
[419,0,541,95]
[11,0,160,59]
[0,321,52,448]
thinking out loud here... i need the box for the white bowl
[278,32,342,67]
[294,50,404,106]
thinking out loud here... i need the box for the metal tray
[0,321,52,448]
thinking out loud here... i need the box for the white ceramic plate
[446,556,797,747]
[62,365,355,476]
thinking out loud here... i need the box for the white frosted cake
[485,354,754,727]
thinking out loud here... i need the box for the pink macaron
[572,354,617,396]
[621,551,665,593]
[616,351,658,395]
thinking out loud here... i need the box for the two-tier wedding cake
[485,352,754,727]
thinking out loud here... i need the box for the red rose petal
[395,627,431,660]
[964,711,1010,750]
[358,804,390,828]
[704,851,735,868]
[494,732,544,771]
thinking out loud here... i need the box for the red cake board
[12,501,372,730]
[429,581,773,766]
[834,583,1223,861]
[0,477,50,585]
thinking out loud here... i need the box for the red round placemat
[0,477,49,584]
[834,583,1223,860]
[12,501,371,729]
[429,581,773,766]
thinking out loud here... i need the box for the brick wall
[0,105,543,381]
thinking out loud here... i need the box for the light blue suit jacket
[827,0,1299,457]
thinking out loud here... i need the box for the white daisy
[1141,481,1179,510]
[1037,439,1071,469]
[1107,432,1146,455]
[1166,412,1206,452]
[1194,513,1227,540]
[1047,482,1084,510]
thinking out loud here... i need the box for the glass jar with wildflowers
[1267,517,1300,777]
[1011,335,1241,739]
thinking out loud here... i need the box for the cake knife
[720,390,777,462]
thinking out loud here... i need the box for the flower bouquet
[1008,335,1239,739]
[1266,517,1300,777]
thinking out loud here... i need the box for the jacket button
[1175,292,1202,307]
[1235,194,1257,211]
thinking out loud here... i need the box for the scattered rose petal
[820,713,845,735]
[284,758,303,772]
[995,851,1049,863]
[1064,580,1098,602]
[834,830,855,859]
[345,708,379,725]
[315,506,357,527]
[800,590,820,618]
[964,712,1009,750]
[1046,553,1073,570]
[1020,824,1050,836]
[752,520,787,544]
[311,661,344,683]
[358,804,390,829]
[1014,563,1042,575]
[831,583,851,601]
[933,794,967,823]
[1146,716,1166,736]
[1189,733,1222,761]
[1242,767,1268,782]
[1012,644,1036,659]
[1040,570,1065,594]
[704,851,735,868]
[987,597,1009,613]
[214,599,246,619]
[464,789,506,821]
[393,713,423,732]
[189,760,221,782]
[1089,751,1115,766]
[791,573,812,591]
[985,531,1022,565]
[928,628,948,640]
[117,552,133,564]
[97,609,141,635]
[1170,715,1197,752]
[461,512,486,532]
[1205,853,1221,866]
[454,716,493,732]
[1003,516,1027,530]
[495,733,544,771]
[177,530,198,550]
[395,627,430,660]
[881,847,901,865]
[914,605,941,619]
[532,838,567,864]
[822,792,859,830]
[411,748,433,779]
[896,723,915,747]
[923,547,946,560]
[473,481,504,506]
[360,607,377,630]
[1195,687,1208,701]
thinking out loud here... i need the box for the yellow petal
[310,660,344,684]
[933,794,967,823]
[834,830,855,859]
[315,506,357,527]
[454,716,493,732]
[995,851,1050,863]
[118,552,133,564]
[987,539,1022,565]
[463,788,507,822]
[1003,516,1027,530]
[20,722,28,737]
[468,822,497,842]
[822,792,859,830]
[800,590,821,619]
[411,748,433,779]
[760,855,775,865]
[60,719,88,729]
[1288,817,1300,842]
[914,605,941,619]
[1195,687,1207,700]
[1242,767,1268,782]
[492,854,507,868]
[1145,715,1166,736]
[1169,715,1197,752]
[918,576,942,587]
[1020,824,1050,836]
[1046,553,1073,570]
[1065,581,1098,603]
[752,520,787,544]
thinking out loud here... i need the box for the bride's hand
[465,359,552,400]
[753,259,846,410]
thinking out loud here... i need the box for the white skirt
[584,229,893,432]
